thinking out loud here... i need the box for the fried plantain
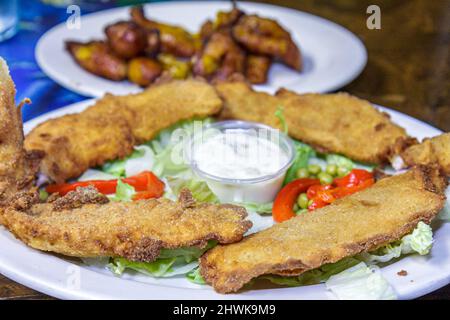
[127,57,163,86]
[130,5,195,58]
[66,40,127,81]
[105,21,147,59]
[232,15,302,71]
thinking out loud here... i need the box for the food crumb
[397,270,408,276]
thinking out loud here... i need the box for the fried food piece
[24,79,223,183]
[401,133,450,175]
[200,166,447,293]
[232,15,302,71]
[1,188,252,261]
[157,53,191,79]
[215,80,415,164]
[127,57,162,86]
[245,55,271,84]
[66,41,127,81]
[193,32,245,81]
[199,6,244,41]
[131,5,195,57]
[0,58,41,204]
[145,29,161,56]
[105,21,147,59]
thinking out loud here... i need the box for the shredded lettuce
[101,148,146,177]
[108,241,217,278]
[274,106,288,134]
[239,202,273,215]
[325,262,397,300]
[262,257,360,287]
[109,179,136,202]
[124,145,155,177]
[284,141,316,184]
[360,221,433,264]
[186,267,206,284]
[166,173,219,203]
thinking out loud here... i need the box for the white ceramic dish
[35,1,367,97]
[0,99,448,300]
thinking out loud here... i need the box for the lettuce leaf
[109,179,136,202]
[325,262,397,300]
[186,267,206,284]
[360,221,433,264]
[166,173,219,203]
[262,257,360,286]
[239,201,273,215]
[101,148,146,177]
[283,141,316,184]
[108,241,217,278]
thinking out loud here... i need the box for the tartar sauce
[192,131,289,180]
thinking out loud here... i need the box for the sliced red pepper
[306,184,332,199]
[272,178,319,223]
[46,171,165,200]
[334,169,373,187]
[308,198,328,211]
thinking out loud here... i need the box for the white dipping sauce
[191,129,292,204]
[192,132,289,180]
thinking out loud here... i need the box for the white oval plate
[35,1,367,97]
[0,99,448,300]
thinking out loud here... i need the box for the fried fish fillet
[200,166,447,293]
[1,188,251,260]
[400,133,450,176]
[0,58,40,204]
[215,80,415,164]
[25,79,223,183]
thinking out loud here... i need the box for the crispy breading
[25,79,223,182]
[401,133,450,176]
[1,187,251,261]
[0,58,41,203]
[215,80,415,164]
[200,166,447,293]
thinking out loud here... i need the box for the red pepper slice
[334,169,373,187]
[272,178,319,223]
[46,171,165,200]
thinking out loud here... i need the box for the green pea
[337,166,349,177]
[308,199,314,207]
[297,193,309,209]
[307,164,321,175]
[296,167,309,179]
[296,208,308,215]
[318,172,333,185]
[326,164,337,176]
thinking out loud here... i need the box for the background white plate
[0,99,448,300]
[35,1,367,97]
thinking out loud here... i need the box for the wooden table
[1,0,449,300]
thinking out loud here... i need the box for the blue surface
[0,0,163,121]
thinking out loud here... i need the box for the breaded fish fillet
[25,79,223,183]
[0,58,40,203]
[1,188,251,260]
[215,80,415,164]
[200,166,447,293]
[401,133,450,176]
